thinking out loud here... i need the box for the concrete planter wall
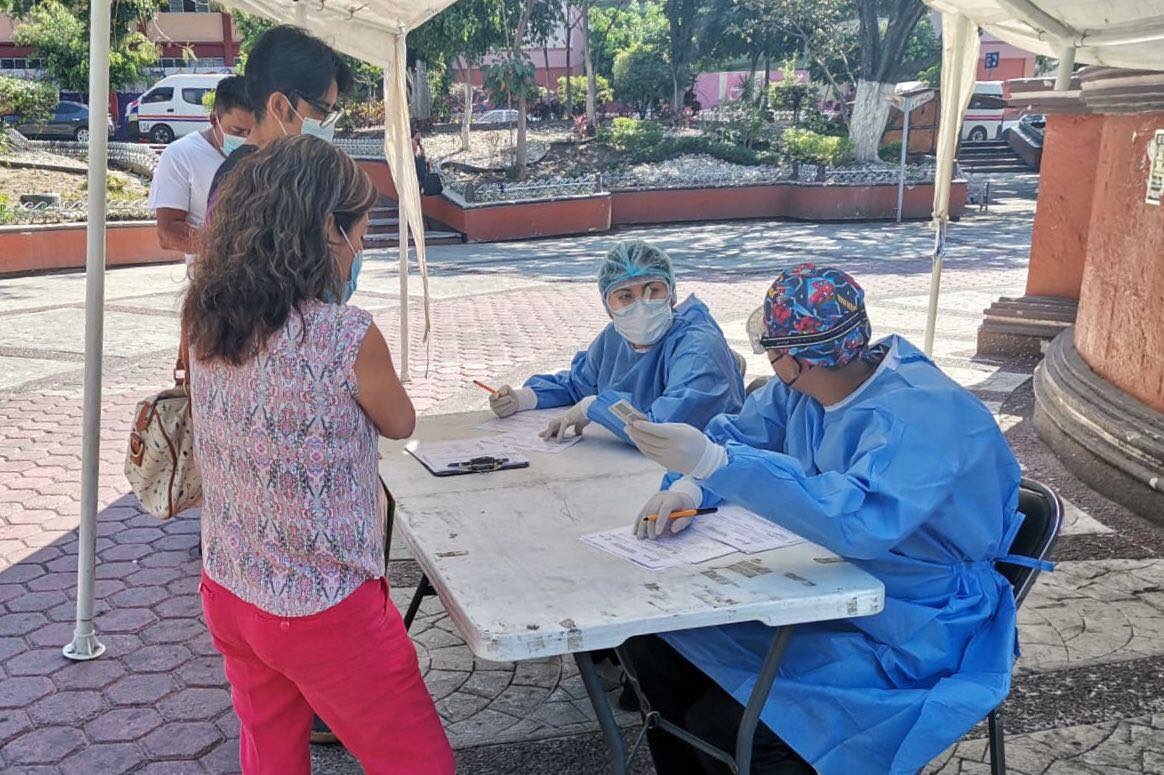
[0,221,180,276]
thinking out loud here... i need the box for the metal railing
[1,198,153,226]
[23,138,159,177]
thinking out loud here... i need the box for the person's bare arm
[353,321,416,439]
[155,208,200,253]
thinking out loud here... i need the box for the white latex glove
[625,420,727,479]
[634,484,700,540]
[540,395,596,442]
[489,385,537,418]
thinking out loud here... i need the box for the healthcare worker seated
[489,240,745,443]
[620,264,1041,775]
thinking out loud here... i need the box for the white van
[127,73,229,144]
[961,81,1007,143]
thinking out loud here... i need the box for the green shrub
[0,75,57,128]
[0,194,14,225]
[782,128,854,167]
[798,108,847,137]
[607,117,664,151]
[556,74,612,114]
[879,141,903,163]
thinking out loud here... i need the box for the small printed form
[476,409,584,454]
[581,504,805,570]
[689,504,806,553]
[609,399,647,425]
[580,526,736,571]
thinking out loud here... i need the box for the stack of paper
[580,503,805,571]
[476,409,584,454]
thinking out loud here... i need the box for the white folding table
[379,412,885,774]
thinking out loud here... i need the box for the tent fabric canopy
[926,0,1164,70]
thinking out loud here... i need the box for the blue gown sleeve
[698,406,959,560]
[660,379,796,505]
[524,333,604,410]
[587,330,746,444]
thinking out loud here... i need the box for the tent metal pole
[897,107,911,223]
[1054,45,1076,91]
[64,0,111,662]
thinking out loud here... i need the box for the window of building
[166,0,211,11]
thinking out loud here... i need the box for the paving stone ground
[2,173,1162,774]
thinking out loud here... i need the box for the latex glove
[490,385,537,418]
[634,486,699,540]
[540,395,596,442]
[625,420,727,479]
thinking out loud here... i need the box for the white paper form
[406,438,528,473]
[476,409,583,454]
[580,526,736,571]
[689,504,806,553]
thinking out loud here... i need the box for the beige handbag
[125,356,201,519]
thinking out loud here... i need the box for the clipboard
[406,440,530,477]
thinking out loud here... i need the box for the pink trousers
[199,572,455,775]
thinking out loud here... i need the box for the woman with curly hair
[182,134,454,775]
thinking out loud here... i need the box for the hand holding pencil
[635,489,705,540]
[479,381,538,418]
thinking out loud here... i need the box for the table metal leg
[735,626,793,774]
[403,573,434,631]
[575,651,629,775]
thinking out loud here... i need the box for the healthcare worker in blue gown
[488,240,745,443]
[620,264,1048,775]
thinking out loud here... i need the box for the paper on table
[580,526,735,571]
[406,438,528,472]
[689,504,805,553]
[476,409,583,454]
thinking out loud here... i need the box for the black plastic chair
[986,477,1063,774]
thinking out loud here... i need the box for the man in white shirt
[148,75,253,264]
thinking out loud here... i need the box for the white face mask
[611,298,674,347]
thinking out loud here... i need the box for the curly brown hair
[182,135,377,365]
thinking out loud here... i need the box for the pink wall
[693,70,810,109]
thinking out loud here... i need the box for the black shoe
[310,714,339,745]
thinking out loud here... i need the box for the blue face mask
[221,132,245,155]
[339,226,363,303]
[278,95,336,143]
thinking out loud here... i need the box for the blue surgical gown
[525,295,745,443]
[662,336,1036,774]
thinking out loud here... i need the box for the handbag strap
[175,321,190,388]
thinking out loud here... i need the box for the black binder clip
[448,456,508,473]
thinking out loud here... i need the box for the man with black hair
[149,74,253,263]
[207,24,354,205]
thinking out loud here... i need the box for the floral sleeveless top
[191,300,382,616]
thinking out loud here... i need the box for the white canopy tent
[920,0,1164,354]
[66,0,459,660]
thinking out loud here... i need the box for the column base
[977,295,1078,358]
[1034,327,1164,523]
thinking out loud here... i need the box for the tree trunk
[461,74,472,150]
[411,60,432,121]
[516,94,528,177]
[583,0,596,126]
[565,8,574,114]
[761,54,771,109]
[543,45,552,92]
[849,79,894,163]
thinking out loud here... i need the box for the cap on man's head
[749,263,871,367]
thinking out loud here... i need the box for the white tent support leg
[64,0,111,662]
[1054,45,1076,91]
[923,12,980,356]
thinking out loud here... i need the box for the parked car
[474,109,539,126]
[126,73,228,144]
[2,101,113,142]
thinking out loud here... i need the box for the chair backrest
[997,477,1062,607]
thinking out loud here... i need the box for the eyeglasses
[287,90,344,128]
